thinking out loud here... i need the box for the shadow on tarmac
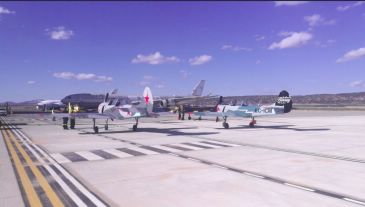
[79,127,220,136]
[215,124,330,131]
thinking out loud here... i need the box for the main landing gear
[133,118,139,131]
[249,117,256,128]
[222,116,229,129]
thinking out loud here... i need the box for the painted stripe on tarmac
[9,124,88,207]
[139,146,171,154]
[62,152,88,162]
[4,119,108,207]
[284,183,315,192]
[102,149,133,159]
[116,148,145,156]
[182,142,215,149]
[200,141,233,147]
[163,144,193,151]
[343,198,365,206]
[127,146,159,155]
[75,151,104,161]
[52,153,72,164]
[151,145,182,153]
[91,150,118,159]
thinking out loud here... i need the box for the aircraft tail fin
[191,80,205,96]
[143,87,154,114]
[275,90,293,113]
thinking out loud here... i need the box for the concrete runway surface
[1,110,365,207]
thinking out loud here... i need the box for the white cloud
[275,1,308,6]
[269,32,312,50]
[53,72,112,82]
[336,47,365,63]
[27,80,36,85]
[337,1,364,11]
[189,55,212,65]
[0,6,15,15]
[256,60,261,64]
[132,52,179,65]
[350,80,365,87]
[46,26,74,40]
[221,44,252,52]
[304,14,335,26]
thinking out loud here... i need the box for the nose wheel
[223,122,229,129]
[132,124,138,131]
[93,126,99,133]
[92,118,99,133]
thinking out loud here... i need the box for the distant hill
[2,92,365,106]
[0,99,43,106]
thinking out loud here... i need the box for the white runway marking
[343,198,365,206]
[174,143,204,150]
[102,149,133,158]
[76,151,104,161]
[284,183,315,192]
[152,145,182,153]
[127,146,159,155]
[211,164,228,170]
[244,172,265,179]
[205,140,241,147]
[192,142,222,148]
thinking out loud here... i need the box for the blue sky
[1,1,365,102]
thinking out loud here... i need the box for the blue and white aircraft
[194,90,293,129]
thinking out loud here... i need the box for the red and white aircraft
[53,87,157,133]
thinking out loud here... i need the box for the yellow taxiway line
[2,124,64,207]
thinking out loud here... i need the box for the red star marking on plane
[145,95,149,105]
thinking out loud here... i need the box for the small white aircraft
[53,87,157,133]
[194,90,293,129]
[37,100,65,112]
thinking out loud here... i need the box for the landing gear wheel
[105,125,108,130]
[63,125,68,130]
[132,124,138,131]
[249,122,255,128]
[223,122,229,129]
[93,126,99,134]
[188,116,191,120]
[216,117,219,122]
[198,116,202,120]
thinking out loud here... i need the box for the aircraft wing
[52,112,110,119]
[193,111,237,117]
[194,107,284,118]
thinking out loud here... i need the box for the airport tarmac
[1,110,365,207]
